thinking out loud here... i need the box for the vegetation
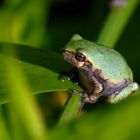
[0,0,140,140]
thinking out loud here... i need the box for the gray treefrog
[62,34,139,104]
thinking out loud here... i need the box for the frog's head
[62,34,96,69]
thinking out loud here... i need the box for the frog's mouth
[62,50,85,68]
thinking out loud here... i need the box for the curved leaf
[0,43,82,104]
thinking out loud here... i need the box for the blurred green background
[0,0,140,140]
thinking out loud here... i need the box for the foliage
[0,0,140,140]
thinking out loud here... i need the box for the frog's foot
[59,70,79,84]
[108,82,139,104]
[70,89,99,104]
[81,94,100,104]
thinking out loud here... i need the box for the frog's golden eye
[75,52,86,62]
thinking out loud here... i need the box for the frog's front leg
[107,82,139,104]
[81,93,100,104]
[69,89,100,104]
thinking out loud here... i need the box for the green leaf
[50,90,140,140]
[0,43,82,104]
[0,107,11,140]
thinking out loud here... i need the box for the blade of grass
[97,0,139,48]
[3,48,48,140]
[0,106,11,140]
[1,0,50,47]
[6,104,26,140]
[57,0,139,125]
[57,94,81,126]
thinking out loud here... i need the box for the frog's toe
[131,82,139,91]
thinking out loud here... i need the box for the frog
[62,34,139,104]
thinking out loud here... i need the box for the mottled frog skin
[62,34,138,103]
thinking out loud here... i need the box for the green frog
[62,34,138,103]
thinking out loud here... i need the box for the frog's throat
[81,60,132,97]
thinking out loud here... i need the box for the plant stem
[57,0,139,126]
[57,94,81,126]
[97,0,139,48]
[0,106,11,140]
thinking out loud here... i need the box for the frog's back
[77,40,133,83]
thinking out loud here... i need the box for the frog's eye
[75,52,86,62]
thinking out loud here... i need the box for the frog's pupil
[75,52,86,62]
